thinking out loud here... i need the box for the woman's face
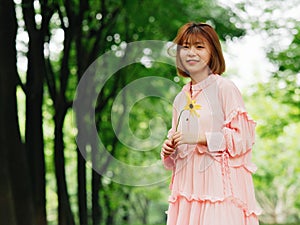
[179,38,211,76]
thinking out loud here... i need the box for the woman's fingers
[172,132,182,147]
[164,139,173,147]
[162,143,173,152]
[162,139,175,156]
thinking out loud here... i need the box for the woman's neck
[190,70,210,84]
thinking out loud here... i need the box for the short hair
[172,22,226,77]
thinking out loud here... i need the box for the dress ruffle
[223,108,256,158]
[166,196,260,225]
[224,107,256,125]
[168,193,262,217]
[167,150,262,221]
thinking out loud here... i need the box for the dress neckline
[182,74,219,97]
[191,74,218,91]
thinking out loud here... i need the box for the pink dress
[162,74,262,225]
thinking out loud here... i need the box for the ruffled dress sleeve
[205,79,256,157]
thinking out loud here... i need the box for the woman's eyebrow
[183,41,203,44]
[194,41,204,45]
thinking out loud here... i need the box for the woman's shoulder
[215,74,238,89]
[213,75,243,98]
[215,74,245,108]
[173,89,185,103]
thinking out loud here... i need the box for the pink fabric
[162,74,262,225]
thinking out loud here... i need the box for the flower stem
[175,109,185,131]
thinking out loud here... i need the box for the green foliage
[245,81,300,224]
[231,3,300,222]
[16,0,282,224]
[266,26,300,112]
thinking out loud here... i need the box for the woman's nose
[187,47,196,56]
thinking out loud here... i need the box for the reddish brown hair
[172,22,225,77]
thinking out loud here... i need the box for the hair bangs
[179,27,206,46]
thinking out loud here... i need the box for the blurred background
[0,0,299,224]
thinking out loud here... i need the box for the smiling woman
[161,22,262,225]
[173,22,225,81]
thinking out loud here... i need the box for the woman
[161,22,262,225]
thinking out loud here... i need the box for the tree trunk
[0,0,36,224]
[0,150,16,225]
[75,12,88,224]
[78,148,88,225]
[92,170,102,225]
[104,189,115,225]
[22,0,47,224]
[0,0,17,222]
[54,98,75,225]
[25,28,47,225]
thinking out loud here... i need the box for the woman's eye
[197,45,204,49]
[182,45,189,48]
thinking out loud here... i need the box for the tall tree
[0,0,18,224]
[21,0,54,224]
[0,0,35,224]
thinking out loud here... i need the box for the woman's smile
[186,59,200,64]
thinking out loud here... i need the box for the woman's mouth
[186,59,200,65]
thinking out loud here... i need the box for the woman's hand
[172,131,207,147]
[161,139,176,157]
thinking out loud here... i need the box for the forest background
[0,0,299,225]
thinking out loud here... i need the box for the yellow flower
[176,92,201,131]
[183,91,201,117]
